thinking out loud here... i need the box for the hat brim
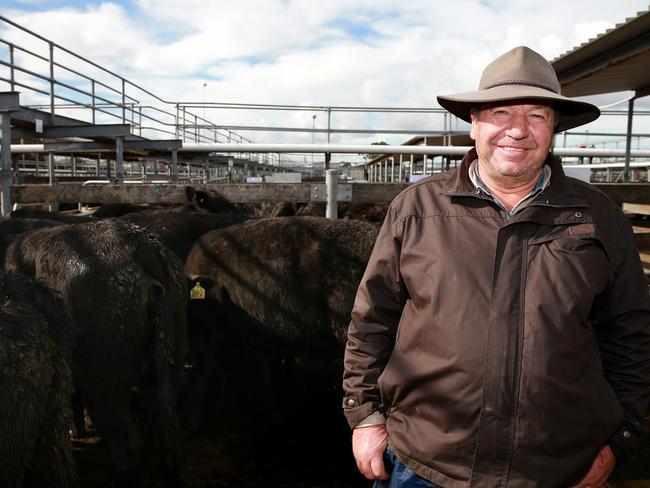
[437,85,600,133]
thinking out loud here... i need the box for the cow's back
[0,273,77,488]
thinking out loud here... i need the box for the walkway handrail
[0,14,246,144]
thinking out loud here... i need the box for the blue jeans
[372,445,442,488]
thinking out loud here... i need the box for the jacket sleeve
[342,205,409,429]
[594,213,650,463]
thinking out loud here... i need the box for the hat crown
[478,46,561,94]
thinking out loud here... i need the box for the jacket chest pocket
[526,224,612,314]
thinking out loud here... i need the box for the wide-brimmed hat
[437,46,600,133]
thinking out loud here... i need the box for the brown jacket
[343,149,650,488]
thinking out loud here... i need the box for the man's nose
[504,114,529,139]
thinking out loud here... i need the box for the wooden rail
[10,182,411,206]
[10,182,650,207]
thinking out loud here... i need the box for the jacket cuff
[342,394,384,429]
[356,411,387,428]
[608,421,645,464]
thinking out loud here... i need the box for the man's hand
[352,424,389,480]
[568,445,616,488]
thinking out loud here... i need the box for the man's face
[470,101,555,187]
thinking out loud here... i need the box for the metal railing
[0,15,275,158]
[2,14,650,172]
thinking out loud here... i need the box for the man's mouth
[498,146,534,152]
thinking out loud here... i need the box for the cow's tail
[149,271,185,488]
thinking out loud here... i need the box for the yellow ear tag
[190,282,206,300]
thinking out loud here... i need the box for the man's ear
[469,107,478,141]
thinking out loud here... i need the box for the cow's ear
[195,191,210,209]
[185,186,196,201]
[186,275,215,290]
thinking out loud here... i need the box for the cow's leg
[85,386,143,487]
[71,385,90,438]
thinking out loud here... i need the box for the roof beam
[555,30,650,86]
[43,139,181,153]
[43,124,131,139]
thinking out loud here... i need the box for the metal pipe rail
[11,142,650,158]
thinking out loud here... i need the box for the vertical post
[121,79,126,124]
[48,152,54,186]
[204,157,209,183]
[0,114,12,216]
[139,106,142,137]
[410,154,414,181]
[115,136,124,183]
[326,169,339,219]
[182,107,187,142]
[49,42,55,122]
[391,158,395,182]
[440,112,451,146]
[175,104,180,139]
[9,44,15,91]
[327,107,332,145]
[624,97,635,182]
[91,80,96,124]
[399,154,403,183]
[311,114,316,170]
[19,137,25,180]
[71,155,76,177]
[325,107,332,171]
[171,149,178,183]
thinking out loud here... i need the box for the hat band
[482,79,559,94]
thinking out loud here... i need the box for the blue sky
[2,0,650,151]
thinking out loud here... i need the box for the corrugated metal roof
[552,8,650,97]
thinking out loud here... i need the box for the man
[342,46,650,488]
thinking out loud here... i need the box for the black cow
[3,220,187,488]
[183,186,246,215]
[183,216,380,426]
[120,210,251,262]
[0,217,64,234]
[89,203,152,218]
[10,207,94,223]
[0,274,77,488]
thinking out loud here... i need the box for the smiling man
[343,46,650,488]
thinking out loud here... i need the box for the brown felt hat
[437,46,600,133]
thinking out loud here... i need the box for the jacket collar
[444,147,588,208]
